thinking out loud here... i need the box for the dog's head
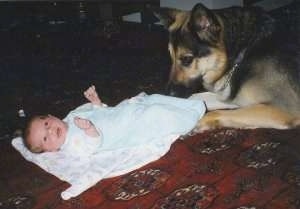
[153,3,228,97]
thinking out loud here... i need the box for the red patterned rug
[1,128,300,209]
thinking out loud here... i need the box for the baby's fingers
[74,117,91,129]
[84,86,95,96]
[84,90,89,98]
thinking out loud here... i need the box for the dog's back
[235,32,300,114]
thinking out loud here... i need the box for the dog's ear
[151,6,183,29]
[189,3,221,40]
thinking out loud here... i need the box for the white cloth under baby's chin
[11,92,207,200]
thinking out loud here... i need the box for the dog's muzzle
[165,76,205,98]
[165,83,195,98]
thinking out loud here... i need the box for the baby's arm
[84,85,102,106]
[74,117,100,137]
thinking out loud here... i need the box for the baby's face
[28,115,68,152]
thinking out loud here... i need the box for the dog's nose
[165,83,191,98]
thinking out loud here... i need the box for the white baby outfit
[60,93,205,156]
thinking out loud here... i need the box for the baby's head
[24,115,68,153]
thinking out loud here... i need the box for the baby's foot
[84,85,102,105]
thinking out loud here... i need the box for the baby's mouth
[57,127,61,138]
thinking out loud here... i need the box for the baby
[24,85,103,153]
[24,86,206,156]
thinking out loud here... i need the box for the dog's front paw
[193,111,222,133]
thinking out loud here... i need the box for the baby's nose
[48,127,55,135]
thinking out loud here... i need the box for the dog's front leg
[193,104,300,133]
[189,92,239,111]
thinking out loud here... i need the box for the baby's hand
[84,85,102,105]
[74,117,92,129]
[74,117,100,137]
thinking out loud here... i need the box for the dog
[153,3,300,132]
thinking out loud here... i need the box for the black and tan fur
[153,3,300,131]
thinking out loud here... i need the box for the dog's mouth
[165,77,204,98]
[165,83,191,97]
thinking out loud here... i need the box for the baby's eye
[43,137,47,142]
[44,121,48,126]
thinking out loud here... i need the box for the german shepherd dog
[153,3,300,132]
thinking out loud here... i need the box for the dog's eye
[180,55,194,67]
